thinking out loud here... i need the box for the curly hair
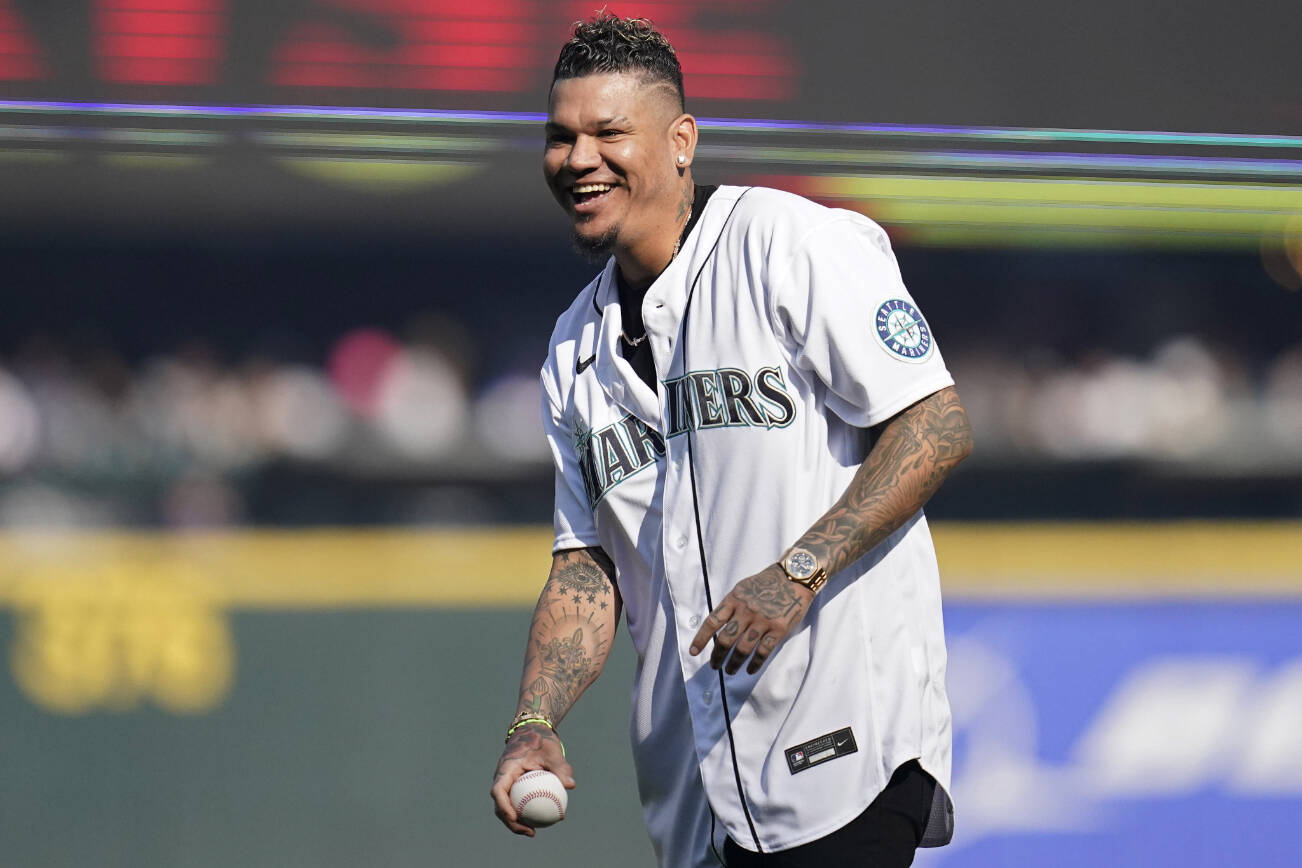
[552,11,685,110]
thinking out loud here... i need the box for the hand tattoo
[729,569,805,624]
[498,725,555,770]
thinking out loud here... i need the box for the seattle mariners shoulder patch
[873,298,934,363]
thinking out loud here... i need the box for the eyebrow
[544,116,631,134]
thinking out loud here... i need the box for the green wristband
[505,717,553,740]
[504,718,566,757]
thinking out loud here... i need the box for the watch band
[781,547,828,594]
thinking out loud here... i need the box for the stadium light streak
[1,100,1301,149]
[275,158,482,188]
[249,132,501,153]
[700,119,1302,149]
[893,224,1269,250]
[9,113,1296,177]
[700,145,1302,178]
[99,153,208,170]
[0,123,78,140]
[98,128,226,145]
[814,175,1302,209]
[0,99,544,125]
[803,174,1302,248]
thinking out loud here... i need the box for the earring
[677,154,687,165]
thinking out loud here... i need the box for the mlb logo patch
[785,727,857,775]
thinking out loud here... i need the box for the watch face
[786,549,817,580]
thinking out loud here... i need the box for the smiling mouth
[570,182,615,209]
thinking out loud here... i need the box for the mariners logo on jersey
[874,298,934,363]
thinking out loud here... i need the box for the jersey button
[688,615,701,628]
[702,690,714,704]
[674,535,688,550]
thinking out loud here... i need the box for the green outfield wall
[0,524,1298,868]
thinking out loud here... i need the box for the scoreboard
[0,0,795,104]
[3,0,1298,130]
[1,1,1300,247]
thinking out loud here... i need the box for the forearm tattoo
[801,386,973,576]
[516,548,618,725]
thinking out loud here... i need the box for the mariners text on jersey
[575,365,797,508]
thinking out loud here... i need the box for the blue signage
[917,602,1302,868]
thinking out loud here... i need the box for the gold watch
[780,547,828,594]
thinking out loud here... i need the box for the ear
[670,113,698,171]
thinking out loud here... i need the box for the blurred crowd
[0,316,1298,528]
[956,336,1302,467]
[0,323,545,527]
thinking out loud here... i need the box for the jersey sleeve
[771,215,954,428]
[540,364,601,553]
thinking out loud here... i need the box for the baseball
[509,769,568,828]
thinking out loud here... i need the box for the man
[490,13,973,868]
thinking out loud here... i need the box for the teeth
[573,184,613,194]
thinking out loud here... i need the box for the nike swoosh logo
[834,737,850,748]
[576,354,596,374]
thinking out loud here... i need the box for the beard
[571,223,620,263]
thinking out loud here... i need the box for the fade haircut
[552,11,685,112]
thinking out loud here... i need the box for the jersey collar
[592,260,663,428]
[589,188,737,431]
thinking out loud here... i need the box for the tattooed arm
[490,546,621,836]
[689,385,973,676]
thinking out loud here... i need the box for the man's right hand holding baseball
[491,721,575,836]
[490,545,620,837]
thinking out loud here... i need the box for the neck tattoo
[621,187,694,349]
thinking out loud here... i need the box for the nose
[566,134,601,173]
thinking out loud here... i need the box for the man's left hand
[688,564,814,675]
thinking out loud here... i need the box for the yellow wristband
[504,717,565,757]
[505,717,553,741]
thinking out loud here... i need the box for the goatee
[572,226,619,263]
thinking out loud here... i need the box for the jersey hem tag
[785,726,857,774]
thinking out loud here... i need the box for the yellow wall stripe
[932,521,1301,598]
[0,522,1297,609]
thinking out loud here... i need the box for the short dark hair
[552,12,685,111]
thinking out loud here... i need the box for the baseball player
[490,14,973,868]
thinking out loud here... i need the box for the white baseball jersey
[541,186,956,866]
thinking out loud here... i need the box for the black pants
[723,760,936,868]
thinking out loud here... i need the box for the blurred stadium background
[0,2,1299,866]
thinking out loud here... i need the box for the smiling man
[490,13,973,868]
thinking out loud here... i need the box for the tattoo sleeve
[797,385,973,577]
[514,547,620,726]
